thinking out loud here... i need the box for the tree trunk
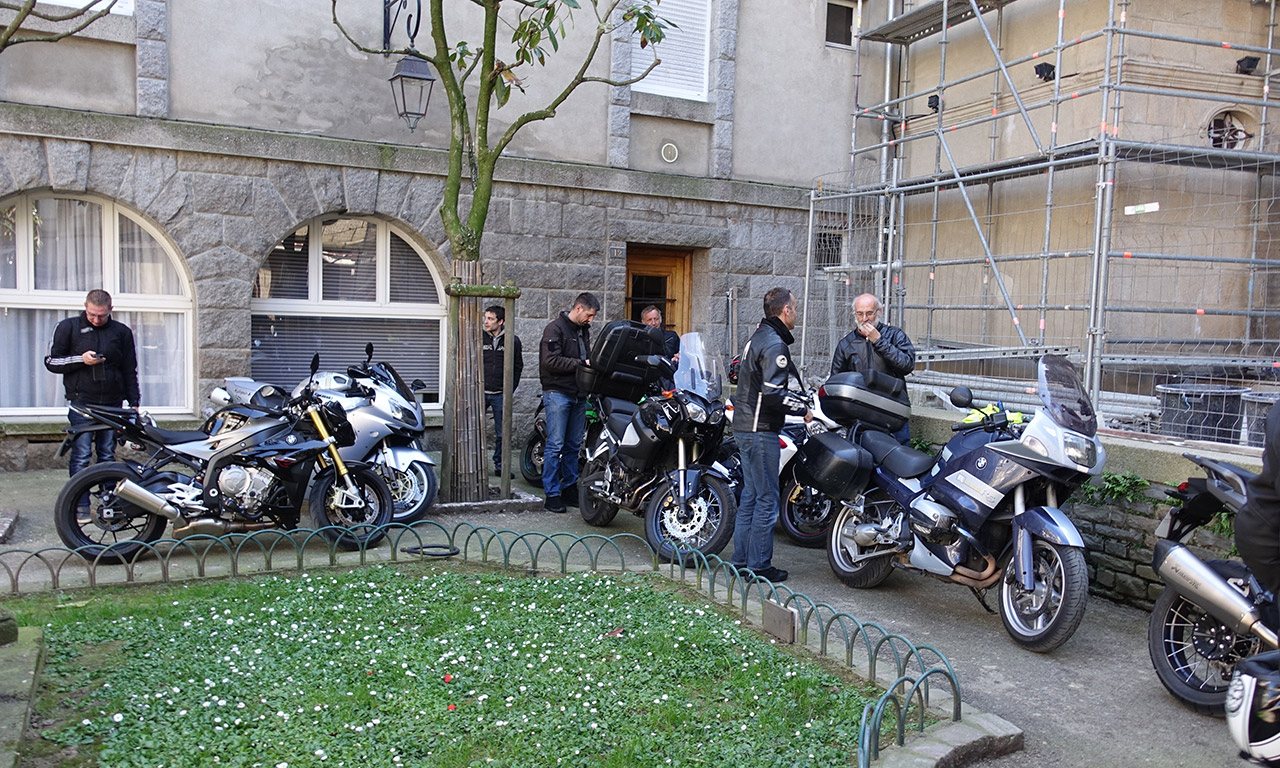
[447,259,488,502]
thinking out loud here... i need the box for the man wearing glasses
[830,293,915,443]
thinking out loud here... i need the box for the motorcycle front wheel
[309,466,393,550]
[1147,558,1260,715]
[999,538,1088,653]
[54,462,168,565]
[643,475,735,564]
[385,460,438,524]
[827,491,897,588]
[778,478,836,548]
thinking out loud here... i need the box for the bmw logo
[975,457,987,469]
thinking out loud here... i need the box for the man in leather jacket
[482,305,523,477]
[830,293,915,442]
[731,287,810,583]
[44,289,140,513]
[1238,398,1280,597]
[538,292,599,513]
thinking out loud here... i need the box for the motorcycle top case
[818,371,910,431]
[794,431,873,501]
[576,320,667,401]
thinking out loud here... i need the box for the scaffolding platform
[915,345,1075,363]
[860,0,1020,46]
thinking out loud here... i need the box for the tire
[309,466,393,550]
[1147,559,1260,715]
[521,431,545,487]
[579,466,620,527]
[385,460,438,524]
[643,475,735,564]
[54,462,168,565]
[826,490,897,588]
[999,539,1089,653]
[778,478,836,548]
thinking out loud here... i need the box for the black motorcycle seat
[602,397,639,418]
[859,430,935,479]
[144,424,210,445]
[606,412,633,438]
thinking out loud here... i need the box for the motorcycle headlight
[1023,435,1049,457]
[707,404,725,425]
[391,401,406,421]
[1064,433,1098,468]
[684,400,709,424]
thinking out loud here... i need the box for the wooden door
[624,247,691,335]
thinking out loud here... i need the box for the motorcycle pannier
[795,431,873,501]
[818,371,910,431]
[577,320,668,401]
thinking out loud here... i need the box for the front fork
[307,406,356,490]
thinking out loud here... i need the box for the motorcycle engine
[907,497,957,541]
[217,465,278,517]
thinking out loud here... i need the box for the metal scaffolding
[803,0,1280,447]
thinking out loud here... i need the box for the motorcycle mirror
[365,342,374,364]
[949,386,974,409]
[411,378,427,391]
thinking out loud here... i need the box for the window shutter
[630,0,710,102]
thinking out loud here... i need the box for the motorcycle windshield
[370,362,416,403]
[672,333,722,401]
[1037,354,1097,436]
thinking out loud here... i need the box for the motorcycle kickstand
[970,587,996,614]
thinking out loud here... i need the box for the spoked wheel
[54,462,168,565]
[1000,539,1088,653]
[827,490,899,589]
[386,461,438,524]
[778,478,836,548]
[309,466,393,550]
[1148,559,1261,715]
[643,475,735,564]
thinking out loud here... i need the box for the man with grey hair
[830,293,915,442]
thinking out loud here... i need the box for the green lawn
[11,565,889,768]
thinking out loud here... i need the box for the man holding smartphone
[44,289,140,514]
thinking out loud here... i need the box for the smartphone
[91,352,105,360]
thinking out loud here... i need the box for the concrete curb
[0,510,17,545]
[876,705,1023,767]
[428,488,545,515]
[0,627,43,768]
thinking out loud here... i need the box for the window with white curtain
[0,193,192,416]
[630,0,711,101]
[250,217,446,407]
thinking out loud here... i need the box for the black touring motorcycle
[54,357,393,564]
[576,321,735,563]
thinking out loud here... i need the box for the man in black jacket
[640,304,679,389]
[731,287,810,583]
[44,290,140,509]
[830,293,915,442]
[538,292,599,513]
[482,305,523,477]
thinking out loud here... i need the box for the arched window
[0,193,193,417]
[250,216,446,407]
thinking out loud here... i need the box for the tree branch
[2,0,118,48]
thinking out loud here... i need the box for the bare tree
[0,0,120,51]
[333,0,669,501]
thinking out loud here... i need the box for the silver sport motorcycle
[215,344,437,524]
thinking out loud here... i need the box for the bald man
[830,293,915,442]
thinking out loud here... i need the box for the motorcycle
[578,329,735,563]
[54,356,393,564]
[217,344,437,524]
[824,355,1100,652]
[520,396,604,488]
[1147,453,1280,714]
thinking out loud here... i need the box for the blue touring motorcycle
[825,355,1103,652]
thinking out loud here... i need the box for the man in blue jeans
[730,287,810,582]
[538,292,599,513]
[482,305,523,477]
[43,289,140,516]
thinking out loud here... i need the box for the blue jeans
[541,391,586,497]
[485,393,504,470]
[68,403,116,509]
[732,430,781,571]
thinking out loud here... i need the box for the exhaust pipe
[114,479,182,520]
[1153,540,1280,649]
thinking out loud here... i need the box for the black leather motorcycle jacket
[734,316,808,433]
[829,322,916,382]
[538,311,591,397]
[482,330,523,395]
[43,312,141,407]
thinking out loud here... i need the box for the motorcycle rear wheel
[827,491,896,588]
[54,462,168,565]
[309,466,393,550]
[999,539,1088,653]
[1147,558,1260,715]
[579,465,620,527]
[384,460,438,524]
[521,431,545,487]
[643,475,735,564]
[778,478,835,548]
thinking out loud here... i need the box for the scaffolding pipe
[1084,0,1121,400]
[969,0,1043,154]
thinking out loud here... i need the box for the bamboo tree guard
[442,275,521,502]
